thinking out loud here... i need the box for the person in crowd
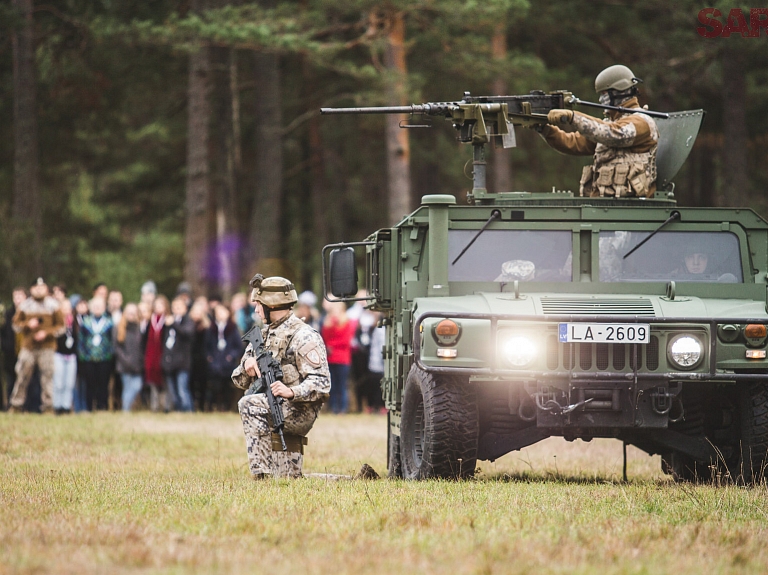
[115,303,144,412]
[76,297,114,411]
[52,299,77,414]
[52,284,67,303]
[365,320,386,413]
[233,274,330,479]
[351,306,378,412]
[145,295,169,412]
[230,292,255,335]
[188,297,211,410]
[204,303,243,411]
[321,299,357,414]
[138,301,151,333]
[72,296,89,412]
[9,278,64,414]
[107,289,124,410]
[93,282,109,302]
[140,281,157,310]
[1,287,26,409]
[296,291,322,331]
[108,290,123,324]
[162,296,195,412]
[208,294,223,319]
[176,282,193,309]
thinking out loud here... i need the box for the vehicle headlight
[503,335,537,367]
[668,334,703,369]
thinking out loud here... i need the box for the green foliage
[0,0,766,298]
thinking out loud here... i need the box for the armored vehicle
[322,93,768,482]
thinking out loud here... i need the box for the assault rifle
[242,325,287,451]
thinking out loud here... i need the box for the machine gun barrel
[320,103,459,116]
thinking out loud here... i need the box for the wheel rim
[412,394,425,467]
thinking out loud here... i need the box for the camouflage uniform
[10,295,64,411]
[233,312,330,478]
[541,97,659,198]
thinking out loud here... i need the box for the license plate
[559,323,650,344]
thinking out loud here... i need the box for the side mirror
[329,247,358,298]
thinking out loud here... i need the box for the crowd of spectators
[0,280,387,415]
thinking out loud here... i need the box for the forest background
[1,0,766,300]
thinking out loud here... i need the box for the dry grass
[1,411,767,575]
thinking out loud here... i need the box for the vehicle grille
[540,297,655,316]
[546,335,660,372]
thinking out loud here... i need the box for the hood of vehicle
[413,292,768,320]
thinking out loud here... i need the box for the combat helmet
[249,274,298,308]
[595,64,641,93]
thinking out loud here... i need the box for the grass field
[2,412,768,575]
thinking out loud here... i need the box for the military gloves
[547,109,574,125]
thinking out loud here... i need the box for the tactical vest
[580,113,659,198]
[263,315,306,389]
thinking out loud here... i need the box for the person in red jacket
[144,295,169,412]
[321,300,357,414]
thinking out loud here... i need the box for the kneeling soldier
[232,274,330,479]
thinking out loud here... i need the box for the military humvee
[322,94,768,482]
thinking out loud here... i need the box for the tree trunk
[184,2,211,297]
[302,58,329,291]
[383,10,412,224]
[490,22,512,194]
[250,51,283,275]
[12,0,42,279]
[721,47,749,207]
[210,46,240,299]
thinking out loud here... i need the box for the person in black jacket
[162,297,195,412]
[204,304,243,411]
[115,303,145,412]
[1,287,27,409]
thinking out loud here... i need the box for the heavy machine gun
[321,90,700,201]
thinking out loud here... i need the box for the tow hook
[650,386,676,415]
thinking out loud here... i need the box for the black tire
[739,382,768,484]
[387,411,403,479]
[399,365,478,480]
[664,387,711,482]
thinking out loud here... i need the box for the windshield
[599,231,743,283]
[448,230,572,282]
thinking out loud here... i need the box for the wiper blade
[451,209,501,266]
[622,210,680,260]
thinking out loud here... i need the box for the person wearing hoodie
[204,303,243,411]
[115,303,145,412]
[162,296,195,412]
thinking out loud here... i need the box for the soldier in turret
[539,65,659,198]
[233,274,330,479]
